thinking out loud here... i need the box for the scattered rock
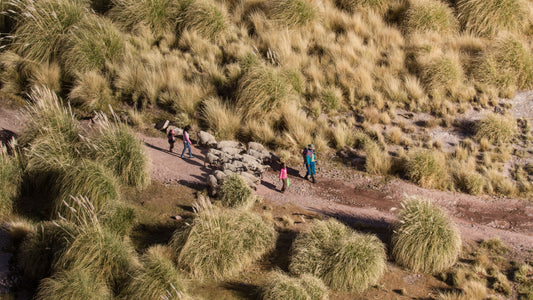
[155,120,170,131]
[197,131,217,147]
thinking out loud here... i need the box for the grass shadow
[268,229,297,272]
[221,281,261,300]
[130,221,182,252]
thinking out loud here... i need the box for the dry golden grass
[403,0,458,34]
[68,71,114,113]
[200,96,241,140]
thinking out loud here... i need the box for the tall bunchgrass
[419,51,464,95]
[364,140,391,176]
[200,96,241,140]
[456,0,528,36]
[99,200,136,237]
[177,0,229,41]
[120,245,188,299]
[53,159,120,221]
[261,271,329,300]
[0,145,22,217]
[269,0,318,27]
[68,71,115,112]
[171,207,277,279]
[335,0,389,14]
[406,149,447,189]
[17,220,79,282]
[289,219,386,292]
[452,168,485,195]
[219,174,254,208]
[0,51,39,95]
[35,268,112,300]
[91,113,151,189]
[63,14,125,76]
[279,103,314,150]
[392,196,461,273]
[473,34,533,90]
[236,65,293,120]
[474,113,517,145]
[54,225,140,290]
[9,0,88,63]
[109,0,180,34]
[403,0,458,34]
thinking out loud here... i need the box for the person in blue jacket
[305,144,316,183]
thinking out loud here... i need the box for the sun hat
[308,144,315,150]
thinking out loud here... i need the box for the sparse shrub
[392,197,461,273]
[110,0,180,34]
[364,141,391,176]
[92,115,150,189]
[269,0,317,27]
[172,208,277,279]
[0,146,22,217]
[335,0,389,14]
[475,113,517,144]
[54,226,140,290]
[63,14,124,76]
[406,149,447,188]
[219,174,254,208]
[236,65,293,120]
[200,96,241,140]
[177,0,229,41]
[68,71,115,112]
[456,0,528,37]
[35,268,112,300]
[289,219,386,292]
[120,245,187,299]
[9,0,87,63]
[17,220,79,282]
[403,0,458,34]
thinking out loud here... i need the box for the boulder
[220,147,242,156]
[248,142,265,153]
[155,120,170,131]
[217,140,241,149]
[197,131,217,147]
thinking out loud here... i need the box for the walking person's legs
[181,142,187,158]
[304,163,310,180]
[281,179,286,192]
[187,143,193,158]
[310,162,316,183]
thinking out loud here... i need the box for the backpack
[302,147,308,159]
[168,130,175,141]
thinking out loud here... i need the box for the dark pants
[281,178,287,192]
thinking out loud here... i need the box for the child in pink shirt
[279,162,288,192]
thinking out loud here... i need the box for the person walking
[167,128,176,152]
[181,125,194,159]
[305,144,316,183]
[279,162,289,193]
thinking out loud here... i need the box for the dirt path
[141,132,533,259]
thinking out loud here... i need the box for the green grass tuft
[68,71,115,113]
[456,0,528,37]
[335,0,389,14]
[403,0,458,34]
[392,196,461,273]
[406,149,447,189]
[289,219,386,292]
[92,114,151,189]
[171,207,277,279]
[35,268,112,300]
[475,113,517,145]
[0,145,22,217]
[219,174,254,208]
[110,0,180,34]
[17,220,79,282]
[99,200,137,237]
[120,245,188,299]
[178,0,229,41]
[262,271,328,300]
[269,0,318,27]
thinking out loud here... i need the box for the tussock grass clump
[92,115,150,189]
[110,0,179,34]
[17,220,79,282]
[269,0,318,27]
[419,52,464,95]
[200,96,241,140]
[364,140,391,176]
[474,34,533,90]
[219,174,254,208]
[53,160,120,221]
[452,168,485,195]
[54,226,140,289]
[121,245,187,299]
[335,0,389,13]
[63,15,124,76]
[403,0,458,34]
[0,146,22,217]
[0,51,39,95]
[9,0,88,62]
[236,65,293,120]
[392,197,461,273]
[99,201,136,237]
[436,280,487,300]
[456,0,528,37]
[177,0,229,40]
[35,268,112,300]
[68,71,115,112]
[406,149,447,189]
[172,207,277,279]
[330,123,354,150]
[474,113,517,144]
[261,271,328,300]
[289,219,386,292]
